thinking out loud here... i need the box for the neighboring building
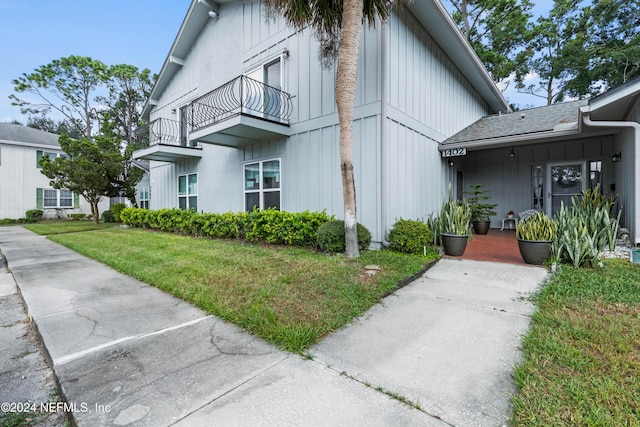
[0,123,108,220]
[133,0,640,246]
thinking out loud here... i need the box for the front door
[546,162,586,216]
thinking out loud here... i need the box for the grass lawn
[512,259,640,425]
[24,220,118,235]
[41,226,437,353]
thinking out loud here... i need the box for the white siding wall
[0,143,106,219]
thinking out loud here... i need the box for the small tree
[39,119,143,223]
[464,184,497,222]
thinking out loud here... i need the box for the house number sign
[442,148,466,158]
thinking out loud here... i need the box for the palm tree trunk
[337,0,364,259]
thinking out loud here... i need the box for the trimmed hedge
[316,220,372,253]
[388,218,434,254]
[120,207,334,247]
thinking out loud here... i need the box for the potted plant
[516,211,557,265]
[436,195,472,256]
[464,184,497,235]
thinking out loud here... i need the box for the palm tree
[262,0,399,258]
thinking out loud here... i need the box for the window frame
[243,158,281,212]
[139,187,150,209]
[178,173,198,211]
[42,188,74,208]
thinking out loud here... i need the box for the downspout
[582,110,640,245]
[380,21,390,247]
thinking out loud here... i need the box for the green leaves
[121,207,336,248]
[551,187,621,268]
[516,211,557,241]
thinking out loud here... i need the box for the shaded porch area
[445,229,530,266]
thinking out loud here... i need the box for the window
[36,150,61,168]
[40,189,74,208]
[178,173,197,210]
[244,159,281,211]
[139,187,150,209]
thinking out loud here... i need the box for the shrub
[102,210,115,223]
[25,209,43,221]
[111,203,127,222]
[317,220,371,253]
[68,213,87,220]
[388,219,434,254]
[119,207,334,247]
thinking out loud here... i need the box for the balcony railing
[186,75,293,133]
[134,118,199,149]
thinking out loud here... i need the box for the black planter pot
[472,220,491,235]
[517,239,552,265]
[441,233,469,256]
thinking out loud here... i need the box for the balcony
[132,118,202,162]
[186,75,292,148]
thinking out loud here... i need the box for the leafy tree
[39,118,143,223]
[10,56,110,139]
[515,0,584,105]
[26,115,83,139]
[564,0,640,97]
[99,64,155,148]
[262,0,399,258]
[445,0,533,84]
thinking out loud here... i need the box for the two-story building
[134,0,640,245]
[0,123,108,220]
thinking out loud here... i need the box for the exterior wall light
[448,159,454,168]
[208,10,219,19]
[282,48,290,59]
[612,152,621,163]
[509,147,515,160]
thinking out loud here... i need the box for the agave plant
[516,211,556,241]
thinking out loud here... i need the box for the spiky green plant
[516,211,556,241]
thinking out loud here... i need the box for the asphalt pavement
[0,225,548,426]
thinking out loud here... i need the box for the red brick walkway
[445,229,529,266]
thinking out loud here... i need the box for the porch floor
[446,228,530,266]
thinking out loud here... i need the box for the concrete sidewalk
[0,226,547,426]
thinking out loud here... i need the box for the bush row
[120,208,337,247]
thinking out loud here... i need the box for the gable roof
[442,100,588,147]
[0,123,61,148]
[142,0,509,119]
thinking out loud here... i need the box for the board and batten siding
[464,136,618,229]
[386,8,491,139]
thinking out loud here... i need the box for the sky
[0,0,191,123]
[0,0,554,124]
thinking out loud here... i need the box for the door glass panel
[264,60,281,120]
[589,161,602,191]
[550,164,583,214]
